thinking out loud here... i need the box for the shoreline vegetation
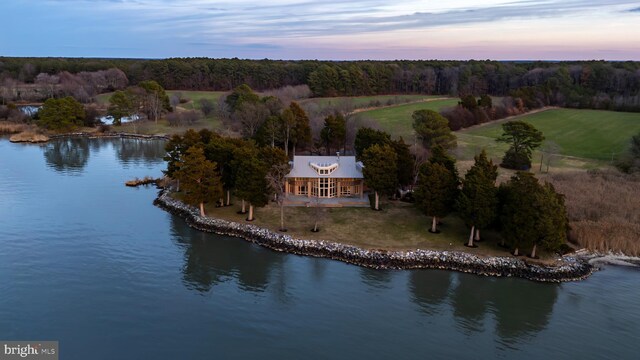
[154,189,594,283]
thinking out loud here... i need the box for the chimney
[336,151,340,162]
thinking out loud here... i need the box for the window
[309,162,338,176]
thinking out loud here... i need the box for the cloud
[5,0,640,59]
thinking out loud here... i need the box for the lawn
[459,108,640,161]
[95,90,226,108]
[168,90,226,111]
[300,94,443,109]
[354,98,460,140]
[172,193,518,258]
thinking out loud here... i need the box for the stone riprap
[154,190,594,283]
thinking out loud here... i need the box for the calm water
[1,137,639,360]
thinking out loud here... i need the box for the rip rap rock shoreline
[154,190,594,283]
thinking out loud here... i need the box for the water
[1,137,639,360]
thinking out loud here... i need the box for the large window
[318,178,337,198]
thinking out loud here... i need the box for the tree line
[2,57,639,111]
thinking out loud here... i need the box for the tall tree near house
[205,137,243,206]
[266,163,291,232]
[428,146,459,184]
[174,146,223,217]
[320,113,347,155]
[107,90,136,126]
[354,127,391,159]
[164,130,208,191]
[362,144,398,211]
[412,109,457,151]
[392,137,415,188]
[256,115,283,148]
[497,120,545,170]
[414,161,459,233]
[280,107,296,156]
[233,146,269,221]
[289,102,311,155]
[456,150,498,247]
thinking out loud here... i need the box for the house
[285,154,365,199]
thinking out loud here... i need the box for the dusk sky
[3,0,640,60]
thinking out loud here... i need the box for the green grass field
[354,98,460,140]
[459,108,640,161]
[300,94,442,109]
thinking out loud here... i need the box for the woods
[2,57,640,112]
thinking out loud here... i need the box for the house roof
[286,155,364,179]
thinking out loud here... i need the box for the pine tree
[233,146,269,221]
[499,172,568,257]
[414,161,459,233]
[456,150,498,247]
[362,144,398,210]
[412,109,457,150]
[175,146,223,217]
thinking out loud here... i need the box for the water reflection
[43,137,90,174]
[170,216,285,294]
[409,270,452,315]
[114,138,165,166]
[410,270,558,346]
[490,279,557,348]
[360,268,394,289]
[42,137,166,174]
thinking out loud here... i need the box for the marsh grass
[544,171,640,256]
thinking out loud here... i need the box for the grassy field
[95,90,226,107]
[460,108,640,161]
[300,94,442,108]
[171,193,522,258]
[354,98,460,140]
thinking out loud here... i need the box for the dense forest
[1,57,640,111]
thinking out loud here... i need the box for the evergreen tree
[429,145,459,179]
[414,161,459,233]
[391,137,414,188]
[457,150,498,247]
[497,120,545,170]
[233,145,269,221]
[412,109,457,150]
[354,127,391,159]
[175,146,223,217]
[256,115,283,148]
[362,144,398,210]
[107,90,135,125]
[225,84,260,113]
[499,172,568,257]
[289,102,311,154]
[320,113,346,155]
[38,96,85,131]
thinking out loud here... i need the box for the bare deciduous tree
[266,163,290,231]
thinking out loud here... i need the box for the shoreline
[153,189,595,283]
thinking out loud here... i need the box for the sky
[2,0,640,60]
